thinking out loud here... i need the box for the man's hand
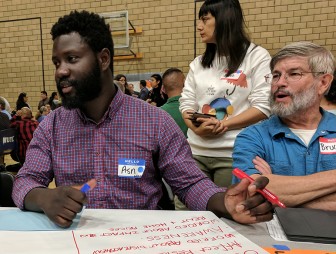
[41,186,86,228]
[253,156,272,175]
[24,179,97,228]
[224,177,273,224]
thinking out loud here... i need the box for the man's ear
[318,73,333,96]
[98,48,111,71]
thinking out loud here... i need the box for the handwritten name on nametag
[118,158,146,178]
[319,137,336,154]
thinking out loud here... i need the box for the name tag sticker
[319,137,336,154]
[220,69,242,80]
[118,158,146,178]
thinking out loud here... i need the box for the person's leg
[193,155,233,187]
[173,195,189,210]
[213,157,233,188]
[192,154,214,181]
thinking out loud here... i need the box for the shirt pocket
[269,160,293,175]
[320,154,336,172]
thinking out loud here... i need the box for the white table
[0,208,334,253]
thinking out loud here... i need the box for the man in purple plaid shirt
[12,10,273,228]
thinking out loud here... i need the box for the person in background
[48,92,61,110]
[0,96,11,113]
[147,74,168,107]
[127,83,139,98]
[179,0,271,193]
[10,107,38,164]
[233,41,336,211]
[0,111,10,168]
[138,80,149,101]
[0,112,10,129]
[35,106,49,123]
[114,74,130,95]
[320,70,336,115]
[45,104,51,114]
[12,10,273,228]
[161,68,188,137]
[38,91,49,110]
[16,92,30,111]
[0,97,11,120]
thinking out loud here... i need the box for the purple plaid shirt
[13,89,224,210]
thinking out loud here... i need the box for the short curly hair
[51,10,114,73]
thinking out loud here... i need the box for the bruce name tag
[319,137,336,154]
[118,158,146,178]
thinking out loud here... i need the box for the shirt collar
[166,95,181,103]
[75,84,124,124]
[269,108,336,138]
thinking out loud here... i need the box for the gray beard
[271,82,318,117]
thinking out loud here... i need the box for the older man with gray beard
[232,41,336,211]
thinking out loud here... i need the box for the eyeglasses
[264,71,325,85]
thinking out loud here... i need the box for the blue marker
[80,183,91,194]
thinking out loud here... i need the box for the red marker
[233,168,286,208]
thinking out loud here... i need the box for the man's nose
[55,63,70,79]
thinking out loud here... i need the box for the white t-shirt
[289,128,316,146]
[180,43,271,157]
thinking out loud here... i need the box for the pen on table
[232,168,286,208]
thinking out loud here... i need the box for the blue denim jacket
[232,109,336,183]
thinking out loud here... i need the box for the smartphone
[188,112,215,127]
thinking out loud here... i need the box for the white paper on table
[73,209,270,254]
[266,214,321,245]
[0,209,271,254]
[266,215,289,241]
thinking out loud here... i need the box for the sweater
[179,43,271,157]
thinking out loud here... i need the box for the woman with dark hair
[146,74,168,107]
[179,0,271,193]
[321,70,336,115]
[114,74,130,95]
[16,92,30,111]
[48,92,61,110]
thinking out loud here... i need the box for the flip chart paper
[0,209,80,231]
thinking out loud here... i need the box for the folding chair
[0,171,16,207]
[0,128,21,172]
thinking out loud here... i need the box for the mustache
[273,88,292,98]
[57,78,77,88]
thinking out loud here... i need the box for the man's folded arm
[250,170,336,207]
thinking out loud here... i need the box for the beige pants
[174,155,233,210]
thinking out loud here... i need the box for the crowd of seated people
[10,107,38,164]
[0,2,335,233]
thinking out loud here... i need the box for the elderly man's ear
[319,73,334,96]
